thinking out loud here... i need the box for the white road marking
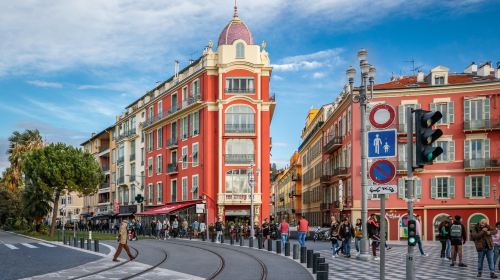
[37,242,56,248]
[21,243,38,248]
[4,244,19,250]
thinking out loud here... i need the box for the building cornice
[373,80,500,98]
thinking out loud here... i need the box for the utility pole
[406,107,415,280]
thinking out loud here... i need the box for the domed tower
[217,5,254,47]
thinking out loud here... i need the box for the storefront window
[225,169,250,193]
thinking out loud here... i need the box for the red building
[139,7,274,225]
[319,62,500,240]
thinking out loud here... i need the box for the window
[398,104,421,132]
[118,143,124,163]
[171,180,177,202]
[225,105,254,133]
[182,87,188,107]
[431,177,455,198]
[158,101,163,117]
[157,182,163,203]
[190,111,200,136]
[236,42,245,58]
[117,187,121,204]
[131,184,136,202]
[141,131,145,143]
[430,102,454,124]
[180,117,188,140]
[118,165,124,184]
[182,146,188,169]
[148,132,154,151]
[112,172,116,184]
[131,117,136,132]
[130,163,136,180]
[192,143,199,167]
[225,169,250,193]
[434,76,445,85]
[466,175,490,198]
[397,177,422,200]
[182,177,188,201]
[434,140,455,162]
[130,140,136,160]
[141,148,144,166]
[171,121,177,141]
[148,157,153,177]
[465,98,490,129]
[157,128,163,148]
[225,139,254,164]
[156,155,163,174]
[112,149,116,163]
[148,106,154,121]
[464,139,490,168]
[192,175,199,200]
[123,187,129,204]
[171,150,177,164]
[190,79,200,98]
[148,184,153,203]
[225,77,255,93]
[171,93,178,112]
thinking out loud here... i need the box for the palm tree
[22,181,52,231]
[6,129,43,190]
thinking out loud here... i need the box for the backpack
[450,224,462,238]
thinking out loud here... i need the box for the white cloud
[312,72,327,79]
[27,80,63,88]
[272,48,344,72]
[273,142,290,149]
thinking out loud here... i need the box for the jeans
[440,240,447,258]
[281,234,288,250]
[445,239,451,258]
[344,238,352,256]
[298,232,306,247]
[478,249,495,273]
[216,231,223,242]
[494,244,500,271]
[416,235,425,255]
[332,240,339,255]
[355,237,362,252]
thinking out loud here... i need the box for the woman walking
[354,218,363,255]
[329,216,340,257]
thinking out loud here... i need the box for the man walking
[215,218,224,243]
[449,215,467,268]
[297,215,309,247]
[367,214,380,260]
[472,219,498,278]
[339,218,355,258]
[113,219,135,262]
[279,218,289,251]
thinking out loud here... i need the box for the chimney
[189,59,194,64]
[416,70,425,83]
[478,61,492,77]
[496,62,500,79]
[464,62,477,74]
[174,60,180,80]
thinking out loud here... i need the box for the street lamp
[347,48,376,261]
[247,162,260,239]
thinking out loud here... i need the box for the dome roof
[217,6,254,46]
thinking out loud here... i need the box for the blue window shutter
[431,177,437,199]
[449,102,455,123]
[449,177,455,198]
[484,176,490,198]
[465,176,471,198]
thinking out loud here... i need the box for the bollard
[276,240,282,254]
[300,247,307,263]
[87,239,91,250]
[258,236,263,249]
[94,240,99,252]
[249,238,254,248]
[240,237,244,246]
[317,270,329,280]
[293,244,299,259]
[318,263,329,274]
[80,238,85,249]
[267,239,272,251]
[307,250,314,268]
[285,242,290,256]
[312,253,320,274]
[73,237,78,247]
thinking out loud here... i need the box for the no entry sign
[369,104,395,129]
[369,159,396,184]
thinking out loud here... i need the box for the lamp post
[346,48,376,261]
[247,162,260,239]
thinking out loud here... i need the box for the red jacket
[298,218,309,232]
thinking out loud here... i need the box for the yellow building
[276,151,302,225]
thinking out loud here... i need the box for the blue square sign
[367,129,397,159]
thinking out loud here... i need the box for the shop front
[137,201,201,230]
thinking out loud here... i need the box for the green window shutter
[431,177,437,199]
[484,176,490,198]
[399,105,405,129]
[464,99,470,123]
[416,179,422,199]
[398,178,405,199]
[464,140,470,161]
[449,141,455,161]
[449,102,455,123]
[484,98,490,127]
[430,103,436,112]
[449,177,455,198]
[484,139,490,160]
[465,176,472,198]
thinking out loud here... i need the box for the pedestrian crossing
[1,242,58,250]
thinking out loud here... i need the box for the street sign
[367,185,397,195]
[369,104,395,129]
[367,129,397,158]
[196,204,205,214]
[369,159,396,184]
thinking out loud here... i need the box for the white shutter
[465,176,471,198]
[464,140,470,161]
[431,177,437,198]
[399,105,405,131]
[449,177,455,198]
[449,141,455,161]
[416,179,422,199]
[464,99,470,124]
[448,102,455,123]
[484,139,490,160]
[484,176,490,198]
[398,178,405,199]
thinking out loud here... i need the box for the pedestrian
[200,221,207,239]
[297,215,309,247]
[156,219,162,239]
[472,219,498,278]
[339,218,354,258]
[112,219,135,262]
[182,219,188,238]
[172,218,179,238]
[367,214,380,260]
[279,218,289,251]
[414,215,428,256]
[493,222,500,271]
[446,216,453,259]
[449,215,467,268]
[263,219,270,247]
[329,216,341,257]
[215,218,224,243]
[438,219,450,260]
[354,218,363,254]
[192,220,200,238]
[150,219,156,237]
[163,219,170,239]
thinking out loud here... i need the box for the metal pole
[380,194,386,280]
[406,106,415,280]
[358,71,370,261]
[206,202,209,241]
[250,163,255,240]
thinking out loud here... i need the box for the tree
[6,129,43,191]
[0,188,21,228]
[22,181,52,231]
[22,143,104,236]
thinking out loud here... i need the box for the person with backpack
[438,220,450,260]
[449,215,467,268]
[472,219,498,278]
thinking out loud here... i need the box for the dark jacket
[330,222,340,241]
[367,219,379,238]
[339,223,355,239]
[472,224,497,252]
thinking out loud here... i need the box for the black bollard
[318,263,329,274]
[293,244,299,259]
[307,250,314,268]
[317,270,329,280]
[267,239,272,251]
[276,240,282,254]
[240,237,244,246]
[285,242,290,256]
[300,246,307,263]
[258,236,263,249]
[94,240,99,252]
[312,253,320,274]
[249,238,254,248]
[87,239,91,250]
[73,237,78,247]
[80,238,85,249]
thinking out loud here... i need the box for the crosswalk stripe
[37,242,56,248]
[4,244,19,250]
[21,243,38,248]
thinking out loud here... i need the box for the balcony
[217,193,262,205]
[98,145,110,153]
[225,124,255,134]
[117,176,125,185]
[323,136,343,154]
[224,88,255,94]
[464,158,500,170]
[320,175,333,184]
[167,137,179,149]
[225,154,254,165]
[101,164,110,172]
[464,119,500,132]
[141,95,202,129]
[118,157,124,164]
[333,167,348,177]
[98,183,110,193]
[167,163,178,174]
[129,154,136,161]
[129,175,136,182]
[116,129,137,142]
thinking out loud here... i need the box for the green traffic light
[409,237,415,243]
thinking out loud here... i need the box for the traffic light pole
[406,107,415,280]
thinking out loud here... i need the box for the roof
[80,125,114,146]
[217,6,253,46]
[374,73,498,90]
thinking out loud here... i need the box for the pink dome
[217,8,254,46]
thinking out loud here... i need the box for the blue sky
[0,0,499,171]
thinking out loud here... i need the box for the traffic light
[414,109,444,167]
[407,219,417,246]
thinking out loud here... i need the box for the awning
[117,213,135,217]
[136,201,198,216]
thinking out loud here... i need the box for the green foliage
[22,181,52,228]
[6,129,43,190]
[0,188,21,227]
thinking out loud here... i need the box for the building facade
[276,151,302,224]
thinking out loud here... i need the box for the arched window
[236,42,245,58]
[225,105,255,133]
[225,139,254,164]
[225,169,250,193]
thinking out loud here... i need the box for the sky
[0,0,499,171]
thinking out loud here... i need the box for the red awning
[136,201,198,216]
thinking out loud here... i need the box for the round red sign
[369,159,396,184]
[369,104,395,129]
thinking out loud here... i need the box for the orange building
[276,152,302,224]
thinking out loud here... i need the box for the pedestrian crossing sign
[367,129,397,159]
